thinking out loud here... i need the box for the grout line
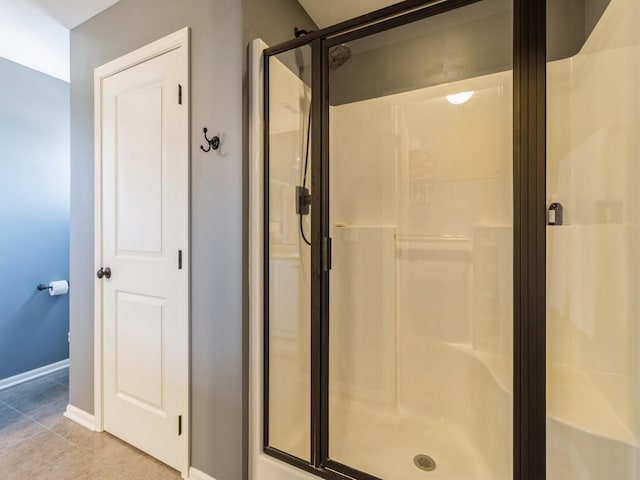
[0,401,59,452]
[1,373,79,450]
[1,391,69,417]
[1,401,25,417]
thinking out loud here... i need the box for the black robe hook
[200,128,220,152]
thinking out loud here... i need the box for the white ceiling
[27,0,121,29]
[297,0,398,28]
[0,0,120,81]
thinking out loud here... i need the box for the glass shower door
[326,2,514,478]
[265,45,312,462]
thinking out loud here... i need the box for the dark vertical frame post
[310,38,325,469]
[513,0,546,479]
[262,52,271,450]
[319,37,331,469]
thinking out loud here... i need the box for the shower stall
[249,0,640,478]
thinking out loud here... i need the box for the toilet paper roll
[49,280,69,296]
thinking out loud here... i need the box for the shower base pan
[328,403,496,480]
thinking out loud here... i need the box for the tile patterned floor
[0,368,181,480]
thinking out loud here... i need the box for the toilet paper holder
[36,280,69,296]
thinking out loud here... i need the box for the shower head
[328,44,351,70]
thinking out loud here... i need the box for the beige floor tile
[80,432,181,480]
[47,368,69,387]
[0,412,47,451]
[0,430,71,479]
[35,444,126,480]
[0,402,21,426]
[0,429,127,480]
[0,371,180,480]
[0,377,68,415]
[26,393,68,430]
[48,419,180,479]
[105,449,182,480]
[49,416,95,444]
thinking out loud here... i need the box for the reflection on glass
[267,46,312,461]
[328,1,514,478]
[546,0,640,478]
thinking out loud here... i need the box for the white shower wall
[546,0,640,476]
[329,71,514,477]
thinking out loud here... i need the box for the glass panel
[327,1,514,478]
[546,0,640,478]
[267,46,312,461]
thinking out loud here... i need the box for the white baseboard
[0,359,69,391]
[188,467,217,480]
[63,404,96,431]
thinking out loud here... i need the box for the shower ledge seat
[547,364,637,446]
[448,343,637,447]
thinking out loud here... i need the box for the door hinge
[178,250,183,270]
[178,415,182,435]
[323,237,332,271]
[178,84,183,105]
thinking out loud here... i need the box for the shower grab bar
[395,234,470,243]
[332,224,396,229]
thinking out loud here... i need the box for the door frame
[93,27,191,476]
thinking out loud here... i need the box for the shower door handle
[323,237,332,271]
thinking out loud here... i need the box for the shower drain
[413,454,436,472]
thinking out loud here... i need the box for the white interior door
[98,39,189,474]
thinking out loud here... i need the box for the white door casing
[94,28,190,477]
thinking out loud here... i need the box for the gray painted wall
[0,57,69,380]
[327,0,613,106]
[585,0,612,38]
[548,0,612,61]
[69,0,313,479]
[244,0,316,47]
[330,0,513,105]
[70,1,243,478]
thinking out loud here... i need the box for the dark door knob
[97,267,112,279]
